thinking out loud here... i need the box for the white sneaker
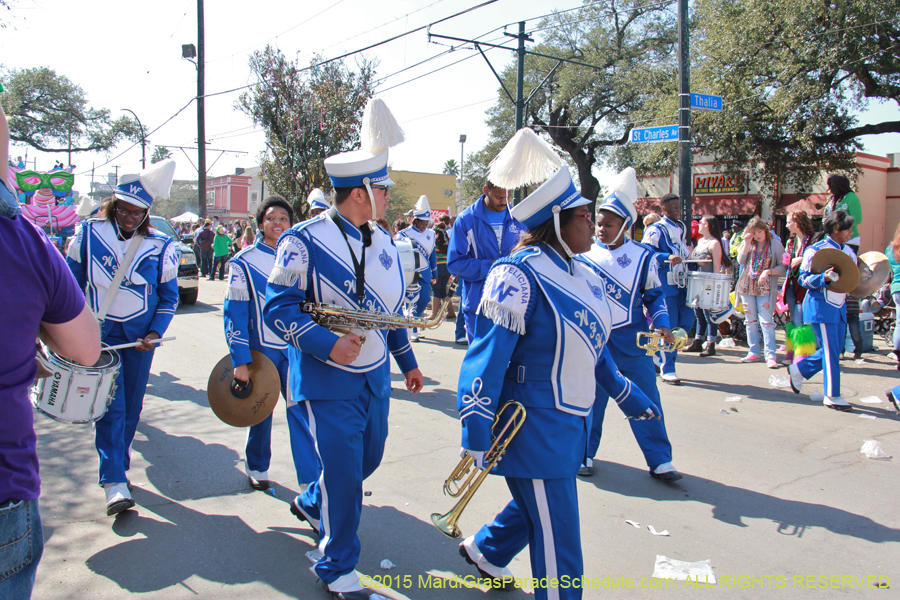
[104,482,135,516]
[823,396,852,412]
[409,331,420,342]
[787,363,803,394]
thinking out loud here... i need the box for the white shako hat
[490,128,589,257]
[597,167,638,244]
[307,188,330,212]
[114,159,177,209]
[324,98,404,222]
[412,195,431,220]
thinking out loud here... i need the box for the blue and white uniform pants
[410,274,432,337]
[658,289,694,376]
[245,351,319,486]
[96,321,156,485]
[291,388,389,585]
[796,321,845,398]
[473,477,583,600]
[588,351,672,471]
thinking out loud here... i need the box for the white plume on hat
[607,167,637,209]
[414,195,430,214]
[75,195,97,218]
[361,98,405,153]
[139,159,177,200]
[488,128,565,190]
[307,188,326,203]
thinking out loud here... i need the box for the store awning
[634,196,760,216]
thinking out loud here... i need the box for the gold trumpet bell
[636,328,688,355]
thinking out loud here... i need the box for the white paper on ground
[380,559,396,569]
[725,396,742,402]
[719,410,730,414]
[809,393,824,402]
[625,520,640,528]
[860,440,891,459]
[859,396,883,404]
[769,374,790,388]
[648,525,670,536]
[718,338,736,348]
[652,555,716,584]
[859,414,877,420]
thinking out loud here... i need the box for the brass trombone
[431,401,527,539]
[636,327,688,356]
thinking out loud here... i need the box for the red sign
[694,173,748,195]
[431,209,449,221]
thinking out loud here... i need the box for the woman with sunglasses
[66,160,179,516]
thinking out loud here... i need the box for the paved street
[34,280,899,599]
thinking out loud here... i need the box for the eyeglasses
[116,207,147,220]
[371,185,389,192]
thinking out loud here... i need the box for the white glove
[460,447,487,469]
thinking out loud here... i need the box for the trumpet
[636,327,688,355]
[302,277,459,343]
[431,401,526,539]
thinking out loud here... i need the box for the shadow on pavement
[146,371,209,407]
[86,488,317,598]
[586,461,900,543]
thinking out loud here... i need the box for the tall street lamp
[121,108,146,169]
[458,134,466,214]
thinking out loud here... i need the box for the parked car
[149,216,199,305]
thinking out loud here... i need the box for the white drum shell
[30,347,120,424]
[395,239,421,288]
[686,272,732,311]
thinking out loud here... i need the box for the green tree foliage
[0,66,139,154]
[383,175,415,227]
[619,0,899,201]
[480,0,677,201]
[150,180,199,219]
[442,159,459,176]
[238,46,376,219]
[151,146,173,164]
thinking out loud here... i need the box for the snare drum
[31,344,120,423]
[686,272,732,311]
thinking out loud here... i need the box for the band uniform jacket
[642,216,690,296]
[66,219,178,338]
[263,211,418,401]
[577,239,670,357]
[395,225,437,281]
[224,239,288,367]
[798,236,857,324]
[456,244,656,480]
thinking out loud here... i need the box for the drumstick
[104,336,176,351]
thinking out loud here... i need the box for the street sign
[690,93,723,111]
[630,125,678,144]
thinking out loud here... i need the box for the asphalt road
[33,279,900,599]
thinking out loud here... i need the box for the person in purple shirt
[1,103,101,600]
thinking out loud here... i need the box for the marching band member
[223,195,319,491]
[66,160,179,516]
[307,188,330,218]
[576,168,682,482]
[642,193,693,385]
[395,195,437,341]
[788,210,857,411]
[263,99,423,600]
[455,130,659,600]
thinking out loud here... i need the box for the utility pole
[506,21,532,205]
[677,0,692,223]
[121,108,146,169]
[197,0,207,220]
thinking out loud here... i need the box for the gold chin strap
[552,205,575,258]
[362,177,377,226]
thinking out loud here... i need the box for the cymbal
[207,350,280,427]
[810,248,859,294]
[851,251,891,298]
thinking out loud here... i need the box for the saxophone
[302,276,458,342]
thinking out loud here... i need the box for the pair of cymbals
[207,350,280,427]
[810,249,890,296]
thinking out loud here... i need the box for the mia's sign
[694,173,747,195]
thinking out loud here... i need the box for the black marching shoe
[459,543,514,591]
[683,338,704,353]
[699,341,716,357]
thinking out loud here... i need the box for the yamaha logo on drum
[47,372,62,406]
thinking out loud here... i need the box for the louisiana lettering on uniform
[478,264,532,334]
[270,234,310,288]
